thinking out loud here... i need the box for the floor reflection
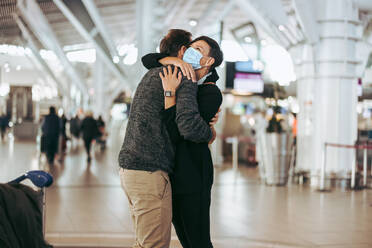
[1,124,372,247]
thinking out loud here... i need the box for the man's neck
[195,67,209,81]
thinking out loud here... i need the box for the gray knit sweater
[118,66,212,174]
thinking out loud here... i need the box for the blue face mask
[183,47,203,69]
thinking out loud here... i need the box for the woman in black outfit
[42,106,60,165]
[80,111,99,163]
[142,31,223,248]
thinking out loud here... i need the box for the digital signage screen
[233,72,264,93]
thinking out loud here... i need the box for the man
[118,31,219,248]
[80,111,99,163]
[42,107,60,165]
[69,114,81,150]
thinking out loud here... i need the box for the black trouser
[172,190,213,248]
[83,137,93,157]
[45,136,58,164]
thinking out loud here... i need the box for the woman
[142,30,223,248]
[80,111,99,163]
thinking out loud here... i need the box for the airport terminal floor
[1,121,372,248]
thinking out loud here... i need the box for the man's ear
[178,46,187,58]
[206,57,215,67]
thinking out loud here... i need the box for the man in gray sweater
[118,33,219,248]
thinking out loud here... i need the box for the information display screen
[235,60,263,73]
[233,72,264,93]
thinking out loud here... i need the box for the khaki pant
[120,168,172,248]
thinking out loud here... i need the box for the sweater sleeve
[175,77,212,143]
[141,53,168,70]
[161,85,222,145]
[160,106,182,145]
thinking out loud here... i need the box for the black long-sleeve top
[142,53,223,194]
[141,53,220,83]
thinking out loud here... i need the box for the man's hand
[209,126,217,145]
[159,57,196,82]
[159,66,182,93]
[209,108,221,126]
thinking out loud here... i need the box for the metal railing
[319,142,372,191]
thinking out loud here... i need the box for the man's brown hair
[159,29,192,56]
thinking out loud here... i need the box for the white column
[136,0,165,76]
[136,0,164,56]
[93,59,105,117]
[313,0,360,176]
[210,66,226,166]
[34,101,40,123]
[290,44,316,173]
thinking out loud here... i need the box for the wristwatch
[164,91,173,97]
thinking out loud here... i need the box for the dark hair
[159,29,192,56]
[190,36,224,71]
[49,106,56,114]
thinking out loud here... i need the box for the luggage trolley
[7,170,54,237]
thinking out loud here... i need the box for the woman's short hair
[159,29,192,56]
[190,36,224,71]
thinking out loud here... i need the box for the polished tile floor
[1,123,372,248]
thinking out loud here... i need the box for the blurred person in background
[0,113,9,142]
[59,114,68,160]
[292,112,297,143]
[267,111,283,133]
[80,111,99,163]
[42,106,60,165]
[96,116,106,151]
[69,114,81,150]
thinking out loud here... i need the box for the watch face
[165,91,172,97]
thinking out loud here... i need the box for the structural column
[93,59,105,118]
[136,0,165,77]
[290,44,316,173]
[313,0,360,176]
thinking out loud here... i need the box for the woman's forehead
[191,40,210,55]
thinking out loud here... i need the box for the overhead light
[16,65,21,71]
[4,63,9,68]
[5,67,10,73]
[260,39,267,46]
[113,56,120,64]
[244,36,252,43]
[278,25,286,31]
[189,19,198,27]
[66,49,96,63]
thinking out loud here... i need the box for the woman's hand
[159,66,182,93]
[159,57,196,82]
[209,108,221,126]
[209,126,217,145]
